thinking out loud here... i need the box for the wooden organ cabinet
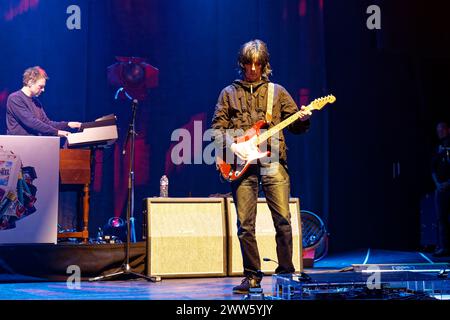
[58,149,91,243]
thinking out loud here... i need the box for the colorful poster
[0,136,59,244]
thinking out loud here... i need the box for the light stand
[89,98,160,282]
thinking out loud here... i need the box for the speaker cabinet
[226,197,303,276]
[143,197,227,278]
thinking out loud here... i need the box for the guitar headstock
[309,94,336,111]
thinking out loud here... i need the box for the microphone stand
[89,98,160,282]
[123,99,137,243]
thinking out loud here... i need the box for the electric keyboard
[67,114,118,148]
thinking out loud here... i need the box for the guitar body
[217,120,270,182]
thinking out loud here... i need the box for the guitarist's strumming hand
[298,106,312,121]
[230,136,258,161]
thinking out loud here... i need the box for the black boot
[232,277,261,294]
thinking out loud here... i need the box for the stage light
[122,62,145,87]
[107,56,159,101]
[109,217,125,228]
[95,217,126,243]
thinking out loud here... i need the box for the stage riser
[0,243,147,281]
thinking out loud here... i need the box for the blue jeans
[231,162,295,278]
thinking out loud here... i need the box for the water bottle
[160,175,169,197]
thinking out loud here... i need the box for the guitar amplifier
[143,197,227,278]
[226,197,303,276]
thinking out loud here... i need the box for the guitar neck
[257,105,313,144]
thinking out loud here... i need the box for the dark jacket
[211,79,310,164]
[6,90,69,136]
[432,136,450,183]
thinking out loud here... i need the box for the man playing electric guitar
[211,39,312,294]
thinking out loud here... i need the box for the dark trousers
[231,162,295,278]
[436,187,450,250]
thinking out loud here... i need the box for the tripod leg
[88,269,162,282]
[89,270,126,282]
[127,271,162,282]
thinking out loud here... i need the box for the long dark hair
[237,39,272,80]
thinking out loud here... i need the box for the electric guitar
[217,94,336,182]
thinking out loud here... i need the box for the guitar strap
[266,82,274,123]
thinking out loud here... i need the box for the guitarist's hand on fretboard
[298,105,312,121]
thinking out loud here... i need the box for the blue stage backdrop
[0,0,330,241]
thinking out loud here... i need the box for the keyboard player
[6,66,82,141]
